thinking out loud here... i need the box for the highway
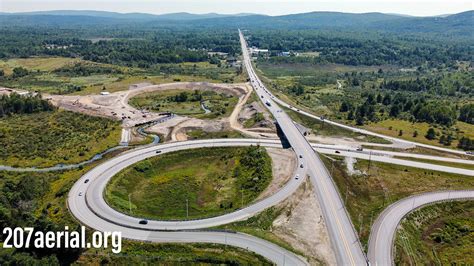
[368,190,474,265]
[67,138,308,265]
[240,30,367,265]
[242,40,472,157]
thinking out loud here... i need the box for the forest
[0,93,55,117]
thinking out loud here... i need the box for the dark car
[156,150,162,154]
[84,179,90,184]
[139,220,148,225]
[335,151,340,154]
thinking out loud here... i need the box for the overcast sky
[1,0,472,16]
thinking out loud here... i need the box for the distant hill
[0,10,472,38]
[0,10,258,21]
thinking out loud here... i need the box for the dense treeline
[458,104,474,124]
[0,172,81,265]
[0,27,240,67]
[53,62,122,76]
[340,92,462,126]
[0,93,55,117]
[379,77,473,96]
[251,30,473,67]
[167,90,203,103]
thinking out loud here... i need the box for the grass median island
[105,146,272,220]
[322,156,474,251]
[129,89,238,119]
[395,201,474,265]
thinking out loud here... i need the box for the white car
[295,174,300,180]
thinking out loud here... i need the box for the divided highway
[368,190,474,265]
[240,30,367,265]
[242,38,471,157]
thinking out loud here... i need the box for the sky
[0,0,472,16]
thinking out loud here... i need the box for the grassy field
[323,156,474,250]
[257,61,383,78]
[0,57,82,74]
[0,110,121,168]
[76,242,271,265]
[285,107,390,144]
[395,201,473,265]
[105,146,272,220]
[365,119,474,150]
[0,57,246,94]
[186,129,246,140]
[129,89,238,119]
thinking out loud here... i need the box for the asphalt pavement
[239,30,367,265]
[368,190,474,265]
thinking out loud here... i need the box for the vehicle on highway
[335,151,340,154]
[300,163,304,168]
[295,174,299,180]
[261,95,264,98]
[78,192,82,196]
[139,219,148,225]
[84,179,89,183]
[299,154,303,158]
[356,147,363,151]
[467,151,473,155]
[156,150,162,154]
[265,100,271,107]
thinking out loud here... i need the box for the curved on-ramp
[368,190,474,265]
[68,138,308,265]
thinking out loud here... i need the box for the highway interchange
[64,30,474,265]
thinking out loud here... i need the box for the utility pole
[128,194,132,213]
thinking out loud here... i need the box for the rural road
[368,190,474,265]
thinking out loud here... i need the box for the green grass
[285,107,390,144]
[129,89,238,119]
[186,129,246,140]
[0,110,121,168]
[395,201,474,265]
[365,119,474,150]
[243,112,265,128]
[105,146,272,220]
[323,156,474,251]
[76,242,271,265]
